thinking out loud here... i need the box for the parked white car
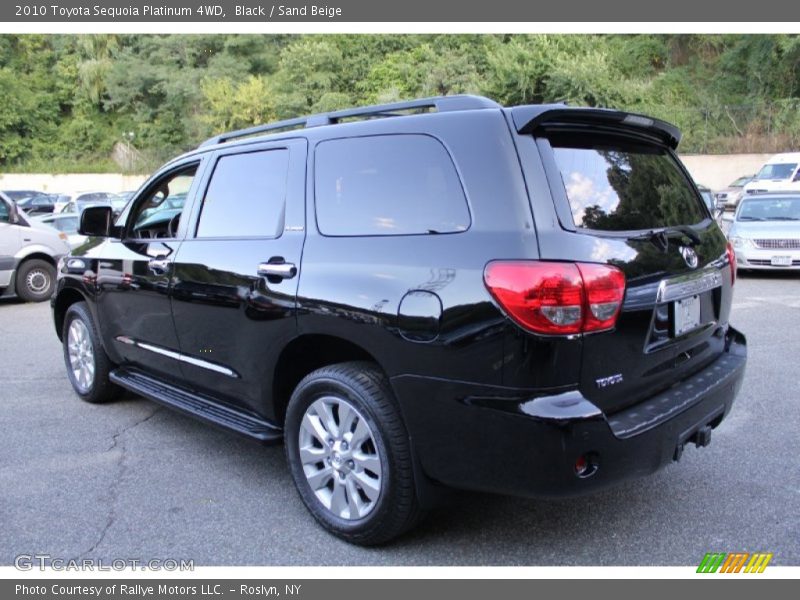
[728,193,800,271]
[0,192,71,302]
[742,153,800,196]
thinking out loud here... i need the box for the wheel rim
[67,319,95,393]
[26,268,50,294]
[298,396,383,520]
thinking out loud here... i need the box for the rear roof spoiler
[509,105,682,149]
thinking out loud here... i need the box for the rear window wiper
[631,225,701,246]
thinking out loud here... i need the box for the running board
[110,368,282,444]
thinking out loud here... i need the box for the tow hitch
[674,424,714,462]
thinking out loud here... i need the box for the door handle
[148,257,170,275]
[257,260,297,280]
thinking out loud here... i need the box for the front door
[170,139,307,419]
[0,198,21,289]
[95,159,205,382]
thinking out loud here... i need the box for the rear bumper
[392,326,746,498]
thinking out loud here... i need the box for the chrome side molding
[115,336,239,378]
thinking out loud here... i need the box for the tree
[202,75,275,131]
[77,34,118,106]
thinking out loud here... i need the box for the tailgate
[531,124,734,415]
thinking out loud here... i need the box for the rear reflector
[483,261,626,336]
[725,241,736,286]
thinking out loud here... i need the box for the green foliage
[2,33,800,172]
[202,75,275,131]
[361,43,480,102]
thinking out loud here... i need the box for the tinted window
[0,201,9,222]
[197,149,289,238]
[549,133,706,231]
[315,135,470,236]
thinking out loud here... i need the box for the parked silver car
[715,175,754,210]
[33,213,87,249]
[728,194,800,271]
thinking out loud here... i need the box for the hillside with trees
[1,34,800,172]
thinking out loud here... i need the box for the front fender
[15,243,66,264]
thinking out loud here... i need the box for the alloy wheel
[298,396,383,520]
[67,319,95,393]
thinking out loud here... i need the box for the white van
[0,192,71,302]
[742,152,800,195]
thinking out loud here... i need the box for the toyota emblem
[680,246,699,269]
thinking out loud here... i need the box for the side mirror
[79,205,115,237]
[7,201,20,224]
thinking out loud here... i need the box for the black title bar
[0,0,788,22]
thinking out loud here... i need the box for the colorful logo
[697,552,773,573]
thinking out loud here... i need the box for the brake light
[725,241,736,286]
[483,261,626,336]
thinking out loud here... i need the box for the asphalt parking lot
[1,272,799,566]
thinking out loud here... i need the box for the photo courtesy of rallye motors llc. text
[14,583,303,598]
[15,584,303,597]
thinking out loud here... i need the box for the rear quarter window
[547,133,706,231]
[314,134,470,236]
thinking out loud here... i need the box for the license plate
[771,256,792,266]
[673,295,701,336]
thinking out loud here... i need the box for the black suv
[53,95,747,545]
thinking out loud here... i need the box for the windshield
[730,176,751,187]
[756,163,797,180]
[549,133,706,231]
[737,197,800,221]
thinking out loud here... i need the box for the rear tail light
[483,261,626,336]
[725,241,736,286]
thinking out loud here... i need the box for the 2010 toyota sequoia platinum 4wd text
[53,95,747,545]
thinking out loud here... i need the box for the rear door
[170,139,307,420]
[530,126,733,415]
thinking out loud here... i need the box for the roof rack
[198,95,501,148]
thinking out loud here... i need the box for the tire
[284,361,423,545]
[62,301,122,404]
[15,259,55,302]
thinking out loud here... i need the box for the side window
[129,165,198,239]
[0,200,9,223]
[196,149,289,238]
[315,134,470,236]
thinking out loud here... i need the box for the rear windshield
[548,133,706,231]
[756,163,797,180]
